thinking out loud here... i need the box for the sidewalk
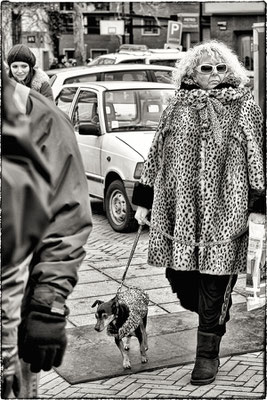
[39,201,266,399]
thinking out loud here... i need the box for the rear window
[89,57,115,66]
[149,59,177,67]
[64,74,98,84]
[103,70,148,82]
[119,59,146,64]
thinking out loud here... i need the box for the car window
[94,58,115,65]
[104,89,174,132]
[56,87,78,114]
[154,70,173,83]
[72,90,99,132]
[64,74,98,84]
[149,59,177,67]
[103,71,148,82]
[119,59,146,64]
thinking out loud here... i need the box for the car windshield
[104,89,174,132]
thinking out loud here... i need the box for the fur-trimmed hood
[31,67,50,92]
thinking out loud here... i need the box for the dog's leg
[124,335,131,351]
[115,337,131,369]
[142,315,148,351]
[135,321,148,364]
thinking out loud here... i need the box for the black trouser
[165,269,238,337]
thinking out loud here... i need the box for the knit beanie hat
[7,44,36,67]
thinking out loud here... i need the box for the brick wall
[210,15,264,52]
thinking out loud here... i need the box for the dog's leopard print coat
[140,85,265,275]
[117,287,149,339]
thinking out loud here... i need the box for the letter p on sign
[167,21,183,45]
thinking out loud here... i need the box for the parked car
[55,81,175,232]
[46,64,176,98]
[88,49,185,68]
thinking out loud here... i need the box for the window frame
[141,18,160,36]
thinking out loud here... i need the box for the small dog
[92,287,149,369]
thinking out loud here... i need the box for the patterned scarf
[167,78,251,145]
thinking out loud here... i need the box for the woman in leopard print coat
[132,40,265,386]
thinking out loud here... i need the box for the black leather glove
[18,286,69,373]
[2,345,22,398]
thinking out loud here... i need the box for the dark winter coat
[2,80,92,346]
[133,81,265,275]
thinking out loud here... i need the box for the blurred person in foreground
[2,66,52,399]
[1,66,93,398]
[7,44,54,101]
[132,40,265,385]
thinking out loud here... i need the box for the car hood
[114,131,155,160]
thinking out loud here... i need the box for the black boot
[191,331,221,385]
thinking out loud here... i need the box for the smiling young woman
[7,44,54,101]
[132,40,265,386]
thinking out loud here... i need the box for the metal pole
[122,2,125,44]
[199,2,203,42]
[129,2,134,44]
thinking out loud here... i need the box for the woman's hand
[135,206,149,225]
[248,213,265,225]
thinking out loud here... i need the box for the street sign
[177,13,199,33]
[167,21,183,45]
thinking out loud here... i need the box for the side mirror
[79,122,100,136]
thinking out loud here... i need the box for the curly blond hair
[172,40,249,88]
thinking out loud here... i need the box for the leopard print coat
[134,80,265,275]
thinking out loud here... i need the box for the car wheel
[105,180,137,233]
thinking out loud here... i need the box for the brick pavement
[39,201,266,399]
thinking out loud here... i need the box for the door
[71,89,104,198]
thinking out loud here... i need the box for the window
[64,74,98,85]
[119,58,146,64]
[94,2,110,11]
[237,33,253,71]
[154,70,173,83]
[72,91,98,130]
[56,87,77,115]
[149,59,177,67]
[83,16,101,34]
[59,3,74,11]
[103,71,148,82]
[142,18,160,36]
[61,14,73,33]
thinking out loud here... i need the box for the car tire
[105,180,137,233]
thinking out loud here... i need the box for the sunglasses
[195,63,228,75]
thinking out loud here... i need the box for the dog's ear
[91,300,104,308]
[111,297,119,315]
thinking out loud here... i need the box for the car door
[71,88,104,199]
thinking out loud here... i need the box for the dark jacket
[4,81,93,342]
[2,77,52,346]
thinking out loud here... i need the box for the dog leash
[117,224,144,295]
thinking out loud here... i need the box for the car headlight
[134,162,145,179]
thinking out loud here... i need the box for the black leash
[117,224,144,294]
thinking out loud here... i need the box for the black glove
[2,345,22,398]
[18,286,69,373]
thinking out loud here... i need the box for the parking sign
[167,21,183,45]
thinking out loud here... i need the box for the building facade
[2,1,265,72]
